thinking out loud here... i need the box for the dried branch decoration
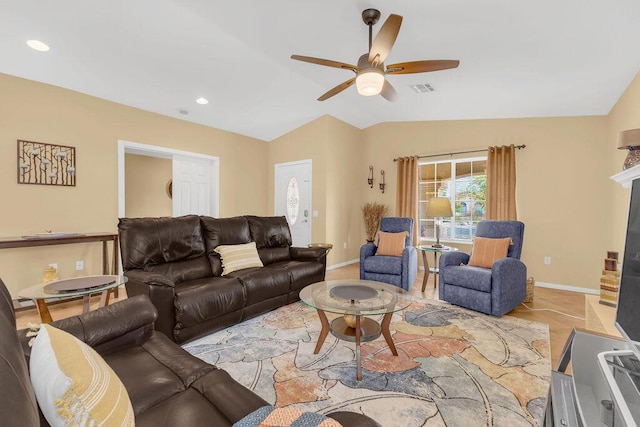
[362,202,388,242]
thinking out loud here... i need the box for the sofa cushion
[363,255,402,275]
[258,247,291,265]
[103,331,215,416]
[247,215,292,265]
[145,256,212,284]
[135,388,233,427]
[119,215,205,269]
[174,277,245,329]
[30,324,135,426]
[226,266,290,306]
[468,237,511,268]
[445,265,493,292]
[215,242,264,276]
[201,216,252,276]
[269,260,325,293]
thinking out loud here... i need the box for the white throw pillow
[29,324,135,427]
[214,241,264,275]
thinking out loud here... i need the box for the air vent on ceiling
[410,83,435,94]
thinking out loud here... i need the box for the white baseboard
[535,281,599,295]
[327,259,359,271]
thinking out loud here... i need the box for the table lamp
[618,128,640,170]
[426,197,453,248]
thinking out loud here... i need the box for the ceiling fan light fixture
[356,68,384,96]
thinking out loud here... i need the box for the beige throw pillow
[214,241,264,275]
[375,231,408,257]
[468,237,512,268]
[29,324,135,427]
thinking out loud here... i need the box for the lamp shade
[426,197,453,218]
[618,128,640,149]
[356,68,384,96]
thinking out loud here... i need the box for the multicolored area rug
[184,299,550,427]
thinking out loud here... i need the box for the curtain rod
[393,144,526,162]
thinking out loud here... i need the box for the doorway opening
[117,140,220,218]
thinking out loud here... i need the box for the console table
[0,232,120,296]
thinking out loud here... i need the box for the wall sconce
[379,170,386,193]
[368,165,374,188]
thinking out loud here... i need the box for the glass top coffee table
[299,279,413,381]
[19,275,127,323]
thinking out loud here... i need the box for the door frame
[274,159,312,246]
[117,140,220,218]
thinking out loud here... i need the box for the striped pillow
[375,231,408,257]
[468,237,512,268]
[215,241,264,275]
[29,324,134,427]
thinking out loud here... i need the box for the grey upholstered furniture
[438,220,526,316]
[359,217,418,291]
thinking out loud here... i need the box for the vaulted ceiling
[2,1,639,141]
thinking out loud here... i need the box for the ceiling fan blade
[368,14,403,64]
[291,55,357,72]
[380,79,397,102]
[386,60,460,75]
[317,77,356,101]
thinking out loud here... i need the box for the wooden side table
[416,245,458,291]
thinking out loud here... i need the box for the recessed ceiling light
[196,97,209,105]
[26,40,50,52]
[178,108,189,115]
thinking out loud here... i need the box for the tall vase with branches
[362,202,388,243]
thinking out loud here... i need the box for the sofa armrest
[439,251,470,268]
[19,295,158,357]
[290,246,327,263]
[490,258,527,316]
[124,269,177,340]
[359,243,377,279]
[125,269,175,287]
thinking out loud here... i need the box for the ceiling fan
[291,8,459,102]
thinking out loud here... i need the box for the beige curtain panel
[395,156,419,246]
[486,144,517,220]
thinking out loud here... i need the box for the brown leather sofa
[0,279,379,426]
[119,215,327,343]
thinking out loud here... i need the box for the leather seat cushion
[174,277,245,329]
[445,265,493,292]
[135,389,233,427]
[102,332,215,415]
[145,256,212,284]
[363,255,402,275]
[226,267,290,306]
[270,260,325,291]
[119,215,205,269]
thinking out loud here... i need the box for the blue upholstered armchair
[438,220,526,316]
[360,217,418,291]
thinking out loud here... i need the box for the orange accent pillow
[375,231,408,257]
[468,237,511,268]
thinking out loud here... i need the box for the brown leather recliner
[0,279,379,427]
[119,215,327,343]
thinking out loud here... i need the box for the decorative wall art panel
[17,140,76,186]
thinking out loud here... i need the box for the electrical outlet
[75,260,84,271]
[544,256,551,265]
[343,242,347,249]
[49,263,58,270]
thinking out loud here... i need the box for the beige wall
[606,73,640,255]
[0,73,268,297]
[124,154,172,218]
[268,115,364,266]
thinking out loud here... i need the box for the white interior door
[172,155,211,216]
[275,160,312,247]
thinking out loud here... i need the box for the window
[419,157,487,243]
